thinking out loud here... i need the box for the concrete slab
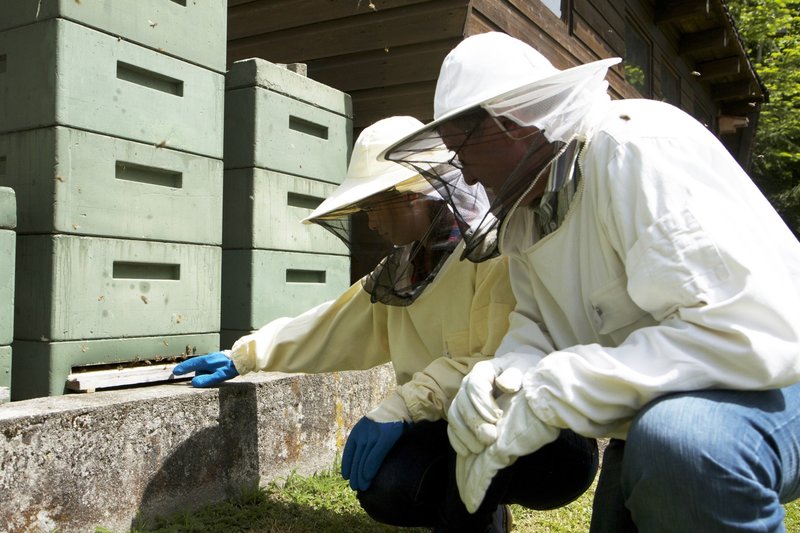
[11,332,220,400]
[0,365,395,533]
[14,235,221,341]
[221,249,350,331]
[0,127,223,244]
[223,168,348,254]
[0,0,227,73]
[0,19,224,158]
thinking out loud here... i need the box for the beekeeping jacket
[499,98,800,439]
[229,241,515,422]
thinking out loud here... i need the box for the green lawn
[114,468,800,533]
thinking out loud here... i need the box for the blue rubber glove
[172,352,239,388]
[341,416,407,491]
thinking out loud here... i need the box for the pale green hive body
[0,187,14,401]
[0,19,224,158]
[224,58,353,182]
[223,168,348,254]
[0,0,227,72]
[10,333,220,400]
[0,187,15,347]
[0,346,10,401]
[15,235,221,341]
[0,127,222,243]
[221,249,350,330]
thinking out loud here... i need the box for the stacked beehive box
[221,59,353,349]
[0,188,15,403]
[0,0,226,399]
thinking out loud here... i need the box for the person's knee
[621,392,789,531]
[622,392,772,497]
[355,487,383,522]
[625,395,724,479]
[356,459,428,525]
[356,473,399,524]
[507,430,599,510]
[559,431,600,495]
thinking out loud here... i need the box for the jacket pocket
[588,275,651,340]
[626,208,731,320]
[444,330,470,358]
[466,301,516,357]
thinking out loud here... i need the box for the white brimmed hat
[381,32,620,159]
[303,116,433,223]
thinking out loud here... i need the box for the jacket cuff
[366,392,413,423]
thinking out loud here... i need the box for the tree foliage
[726,0,800,237]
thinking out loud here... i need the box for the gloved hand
[172,352,239,388]
[341,417,407,491]
[454,386,559,513]
[341,393,411,491]
[446,354,540,456]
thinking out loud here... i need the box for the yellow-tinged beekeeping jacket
[229,241,515,422]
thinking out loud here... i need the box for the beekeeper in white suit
[384,32,800,532]
[174,116,598,533]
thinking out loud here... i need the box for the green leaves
[728,0,800,236]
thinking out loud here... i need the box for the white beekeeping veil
[382,32,620,261]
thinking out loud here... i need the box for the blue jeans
[358,419,598,532]
[591,383,800,532]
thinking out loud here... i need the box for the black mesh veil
[311,185,463,306]
[383,111,581,262]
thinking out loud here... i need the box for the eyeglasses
[439,114,518,171]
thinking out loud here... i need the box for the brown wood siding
[471,0,580,67]
[226,0,762,208]
[228,0,434,40]
[626,0,718,126]
[468,0,636,100]
[227,0,470,130]
[573,0,625,57]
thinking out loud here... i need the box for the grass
[124,469,429,533]
[110,468,800,533]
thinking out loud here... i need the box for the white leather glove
[447,354,540,456]
[455,387,559,513]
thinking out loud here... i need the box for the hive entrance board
[66,356,196,393]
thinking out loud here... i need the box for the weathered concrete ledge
[0,365,395,533]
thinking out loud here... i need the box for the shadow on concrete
[133,381,261,529]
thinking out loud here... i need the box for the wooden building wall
[228,0,762,151]
[464,0,761,139]
[228,0,470,130]
[226,0,764,280]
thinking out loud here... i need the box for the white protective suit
[498,98,800,440]
[229,241,515,422]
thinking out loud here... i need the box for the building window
[542,0,563,18]
[659,62,681,106]
[624,20,652,97]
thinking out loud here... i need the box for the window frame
[623,16,653,98]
